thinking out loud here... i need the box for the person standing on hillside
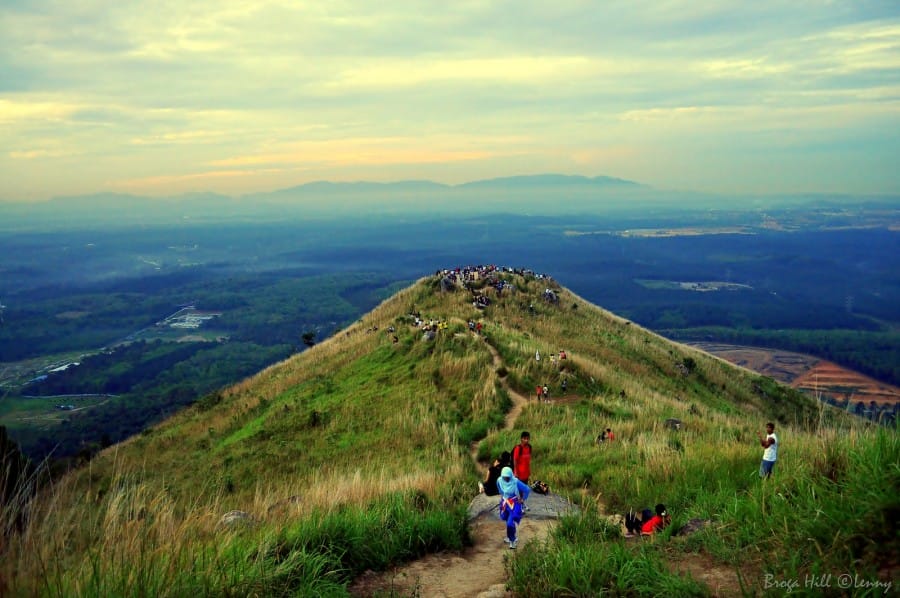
[497,466,531,549]
[758,422,778,478]
[512,431,532,484]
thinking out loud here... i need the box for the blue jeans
[760,459,775,478]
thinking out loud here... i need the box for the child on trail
[535,385,543,401]
[497,466,531,549]
[512,431,532,484]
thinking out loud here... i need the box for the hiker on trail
[542,384,549,402]
[605,428,615,442]
[512,431,532,484]
[535,350,540,361]
[497,466,531,549]
[624,503,671,537]
[479,451,512,496]
[535,385,543,401]
[758,422,778,478]
[561,378,567,393]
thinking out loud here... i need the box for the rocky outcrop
[467,491,580,522]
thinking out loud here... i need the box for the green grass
[509,506,709,597]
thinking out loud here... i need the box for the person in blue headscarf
[497,466,531,549]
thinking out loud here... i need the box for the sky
[1,0,898,201]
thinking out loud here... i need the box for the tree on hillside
[301,331,317,347]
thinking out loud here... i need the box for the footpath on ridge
[349,307,740,596]
[350,333,579,598]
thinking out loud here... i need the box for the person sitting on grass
[624,507,652,537]
[641,503,671,536]
[624,503,671,537]
[479,451,512,496]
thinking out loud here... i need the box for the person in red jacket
[512,431,532,484]
[641,503,671,536]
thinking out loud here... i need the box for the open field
[563,226,753,237]
[691,342,900,405]
[634,279,753,292]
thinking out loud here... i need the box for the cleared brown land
[690,342,900,406]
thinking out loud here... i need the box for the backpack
[530,480,549,495]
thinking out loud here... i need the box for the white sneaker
[509,540,517,549]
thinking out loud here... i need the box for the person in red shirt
[512,431,532,484]
[641,504,671,536]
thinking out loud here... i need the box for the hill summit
[4,267,897,596]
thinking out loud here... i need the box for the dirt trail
[351,328,735,596]
[350,335,557,598]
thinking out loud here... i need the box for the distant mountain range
[1,173,896,230]
[0,174,655,229]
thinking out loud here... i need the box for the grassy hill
[3,270,897,596]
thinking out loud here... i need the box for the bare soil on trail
[349,516,555,598]
[668,554,748,598]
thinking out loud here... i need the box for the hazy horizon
[2,1,898,202]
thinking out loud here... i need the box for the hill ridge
[3,267,895,596]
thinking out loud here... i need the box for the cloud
[209,136,504,168]
[1,0,898,199]
[0,98,82,123]
[8,149,68,160]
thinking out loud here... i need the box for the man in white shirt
[758,422,778,478]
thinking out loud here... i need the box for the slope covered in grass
[3,269,896,596]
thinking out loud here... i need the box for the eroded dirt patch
[668,553,749,598]
[349,515,555,598]
[690,343,900,405]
